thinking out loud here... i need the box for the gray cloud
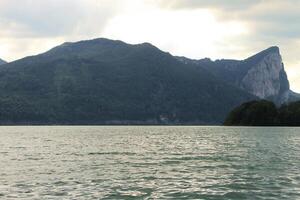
[157,0,300,38]
[157,0,262,11]
[0,0,119,38]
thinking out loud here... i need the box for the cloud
[0,0,123,61]
[157,0,300,39]
[157,0,261,11]
[0,0,120,38]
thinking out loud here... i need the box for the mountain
[0,58,6,65]
[224,100,300,126]
[177,47,297,104]
[0,38,256,124]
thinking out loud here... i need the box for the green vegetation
[0,38,255,124]
[224,100,300,126]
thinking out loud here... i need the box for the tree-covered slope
[223,100,278,126]
[224,100,300,126]
[0,38,255,124]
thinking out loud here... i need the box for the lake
[0,126,299,199]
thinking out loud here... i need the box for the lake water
[0,126,299,199]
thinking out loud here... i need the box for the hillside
[0,38,256,124]
[224,100,300,126]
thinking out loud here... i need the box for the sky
[0,0,299,91]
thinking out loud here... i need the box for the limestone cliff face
[177,46,297,104]
[239,47,290,103]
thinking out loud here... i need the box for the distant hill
[0,38,297,125]
[0,58,6,65]
[224,100,300,126]
[0,38,255,124]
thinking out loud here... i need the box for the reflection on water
[0,126,299,199]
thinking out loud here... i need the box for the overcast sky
[0,0,299,91]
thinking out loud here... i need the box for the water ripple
[0,126,299,199]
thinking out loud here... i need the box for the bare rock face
[177,46,297,104]
[237,47,293,104]
[240,48,287,100]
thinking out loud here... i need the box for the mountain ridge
[0,38,296,124]
[176,45,296,104]
[0,38,258,124]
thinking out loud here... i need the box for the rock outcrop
[239,47,291,103]
[177,46,297,104]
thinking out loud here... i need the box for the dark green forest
[224,100,300,126]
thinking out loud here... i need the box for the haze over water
[0,126,299,199]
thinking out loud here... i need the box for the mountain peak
[134,42,163,53]
[244,46,281,64]
[44,38,132,59]
[240,45,291,102]
[265,46,280,54]
[179,44,293,104]
[58,38,128,48]
[59,38,161,50]
[138,42,155,47]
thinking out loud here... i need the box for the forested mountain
[0,38,256,124]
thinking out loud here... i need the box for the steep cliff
[178,46,297,104]
[239,47,290,103]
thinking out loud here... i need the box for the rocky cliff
[178,46,297,104]
[239,47,291,103]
